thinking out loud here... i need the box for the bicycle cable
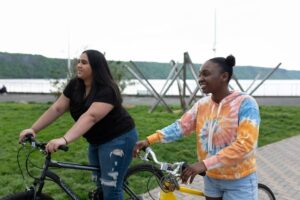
[17,146,26,182]
[25,149,41,179]
[22,146,54,183]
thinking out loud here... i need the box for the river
[0,79,300,96]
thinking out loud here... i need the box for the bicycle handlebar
[23,134,69,152]
[141,147,205,176]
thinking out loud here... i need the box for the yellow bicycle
[123,147,276,200]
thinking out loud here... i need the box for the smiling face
[76,53,93,82]
[198,60,229,95]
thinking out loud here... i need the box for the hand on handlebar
[46,137,68,153]
[19,128,36,144]
[180,161,207,184]
[133,140,149,158]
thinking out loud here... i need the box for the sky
[1,0,300,70]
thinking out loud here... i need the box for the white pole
[212,8,217,57]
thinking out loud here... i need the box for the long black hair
[209,55,236,83]
[72,49,122,106]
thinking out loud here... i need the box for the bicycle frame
[20,136,140,200]
[39,155,145,200]
[32,152,99,200]
[159,186,205,199]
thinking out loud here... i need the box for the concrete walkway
[174,135,300,200]
[256,135,300,199]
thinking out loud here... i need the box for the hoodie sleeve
[203,97,260,170]
[147,101,199,144]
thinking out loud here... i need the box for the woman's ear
[221,72,230,83]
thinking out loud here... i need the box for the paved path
[256,135,300,199]
[1,93,300,106]
[174,135,300,199]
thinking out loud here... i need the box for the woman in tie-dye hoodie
[133,55,260,200]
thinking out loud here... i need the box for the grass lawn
[0,103,299,199]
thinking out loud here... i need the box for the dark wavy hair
[209,55,236,83]
[72,49,122,106]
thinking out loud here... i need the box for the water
[0,79,63,93]
[123,79,300,96]
[0,79,300,96]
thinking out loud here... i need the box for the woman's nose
[198,75,204,82]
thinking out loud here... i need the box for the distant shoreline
[1,79,300,96]
[1,93,300,106]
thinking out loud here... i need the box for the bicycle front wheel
[258,183,276,200]
[123,163,164,200]
[1,190,54,200]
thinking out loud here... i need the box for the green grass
[0,103,299,199]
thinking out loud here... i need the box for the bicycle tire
[258,183,276,200]
[123,163,164,200]
[1,190,54,200]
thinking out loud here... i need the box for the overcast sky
[1,0,299,70]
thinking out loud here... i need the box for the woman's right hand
[19,128,36,143]
[133,140,150,158]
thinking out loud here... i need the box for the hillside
[1,52,300,79]
[0,52,68,78]
[129,61,300,80]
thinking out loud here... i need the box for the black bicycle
[1,135,141,200]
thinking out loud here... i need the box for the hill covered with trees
[0,52,68,78]
[1,52,300,80]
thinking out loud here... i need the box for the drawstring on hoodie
[208,102,223,152]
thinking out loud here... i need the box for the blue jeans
[204,172,258,200]
[88,128,138,200]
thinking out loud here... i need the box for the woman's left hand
[46,137,67,153]
[180,161,207,184]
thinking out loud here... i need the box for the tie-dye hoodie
[147,91,260,180]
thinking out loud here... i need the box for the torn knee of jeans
[109,149,124,157]
[108,171,119,180]
[100,171,119,188]
[101,178,117,187]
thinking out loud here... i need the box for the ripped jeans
[88,128,138,200]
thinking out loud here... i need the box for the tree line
[1,52,300,80]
